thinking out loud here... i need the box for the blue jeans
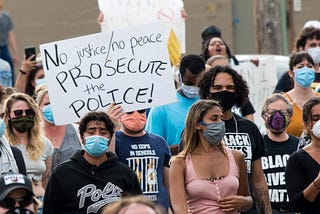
[37,195,44,214]
[0,45,15,86]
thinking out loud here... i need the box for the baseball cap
[0,173,34,201]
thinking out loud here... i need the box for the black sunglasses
[0,195,33,209]
[126,109,146,114]
[11,109,35,118]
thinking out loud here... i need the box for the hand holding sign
[106,102,124,130]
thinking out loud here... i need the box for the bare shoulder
[170,156,186,170]
[230,149,245,162]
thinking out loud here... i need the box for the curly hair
[198,65,249,108]
[78,111,114,141]
[294,27,320,51]
[179,54,205,76]
[3,93,44,160]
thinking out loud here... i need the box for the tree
[254,0,282,54]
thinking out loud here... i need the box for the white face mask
[307,47,320,64]
[180,83,199,98]
[312,120,320,139]
[35,78,46,87]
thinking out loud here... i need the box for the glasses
[0,195,33,209]
[266,109,289,116]
[126,109,146,114]
[11,109,35,118]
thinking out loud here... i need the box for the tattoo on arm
[254,188,272,214]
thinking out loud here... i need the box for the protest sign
[40,23,176,125]
[234,56,277,134]
[97,0,186,53]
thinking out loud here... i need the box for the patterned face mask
[267,111,289,132]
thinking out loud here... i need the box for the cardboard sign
[97,0,186,53]
[234,57,277,134]
[40,23,176,125]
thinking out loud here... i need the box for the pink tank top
[185,148,239,214]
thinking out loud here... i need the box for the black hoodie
[43,150,142,214]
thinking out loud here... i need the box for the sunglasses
[0,195,33,209]
[126,109,146,114]
[11,109,35,118]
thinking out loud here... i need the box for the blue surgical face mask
[42,104,54,124]
[294,67,315,88]
[84,135,109,157]
[180,83,199,98]
[200,121,225,146]
[0,118,6,137]
[307,47,320,64]
[35,78,46,87]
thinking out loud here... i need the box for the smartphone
[25,46,36,61]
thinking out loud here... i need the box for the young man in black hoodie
[43,111,142,214]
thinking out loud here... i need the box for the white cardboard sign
[40,23,176,125]
[233,57,277,134]
[97,0,186,53]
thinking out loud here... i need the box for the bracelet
[313,181,320,190]
[19,69,27,75]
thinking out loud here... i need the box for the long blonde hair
[3,93,44,160]
[175,99,226,160]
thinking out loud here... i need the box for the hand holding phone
[24,46,36,61]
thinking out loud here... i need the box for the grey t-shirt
[0,12,14,45]
[51,124,82,170]
[16,137,53,182]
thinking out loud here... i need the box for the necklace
[203,176,225,182]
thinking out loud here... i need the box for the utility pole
[254,0,282,54]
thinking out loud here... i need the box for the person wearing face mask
[260,94,299,213]
[112,109,171,212]
[35,85,82,170]
[170,99,253,213]
[283,52,317,138]
[285,96,320,213]
[2,93,53,214]
[43,111,142,214]
[274,26,320,93]
[146,54,205,155]
[0,85,26,176]
[15,56,44,98]
[197,65,272,214]
[0,118,26,175]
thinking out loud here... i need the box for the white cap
[304,20,320,29]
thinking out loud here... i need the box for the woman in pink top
[170,99,252,213]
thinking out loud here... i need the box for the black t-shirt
[274,72,293,93]
[262,134,299,212]
[224,114,266,174]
